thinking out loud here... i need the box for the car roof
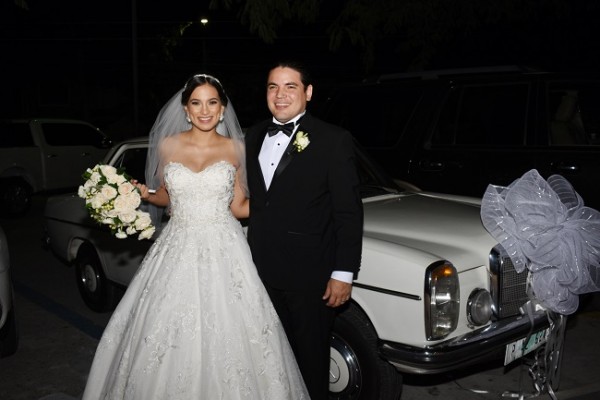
[1,118,101,125]
[359,66,600,85]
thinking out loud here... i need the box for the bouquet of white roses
[78,164,155,240]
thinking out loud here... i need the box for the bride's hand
[131,179,151,200]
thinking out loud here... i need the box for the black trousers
[264,284,335,400]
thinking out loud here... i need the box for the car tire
[75,245,118,312]
[0,178,33,217]
[329,304,403,400]
[0,306,19,357]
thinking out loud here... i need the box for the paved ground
[3,287,599,400]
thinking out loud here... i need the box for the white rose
[113,192,140,212]
[296,135,309,149]
[134,211,152,230]
[99,165,117,177]
[89,171,102,184]
[118,181,136,196]
[89,193,108,209]
[100,166,121,185]
[115,230,128,239]
[101,217,114,225]
[104,208,119,218]
[78,186,86,198]
[138,226,155,240]
[117,174,128,184]
[125,192,142,209]
[83,179,96,190]
[106,173,124,185]
[119,209,137,224]
[100,185,118,200]
[126,226,137,235]
[112,196,129,213]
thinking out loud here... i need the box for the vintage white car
[44,138,550,399]
[0,223,18,358]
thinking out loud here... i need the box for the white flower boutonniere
[78,164,155,240]
[293,131,310,152]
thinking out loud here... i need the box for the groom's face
[266,67,313,123]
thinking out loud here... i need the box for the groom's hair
[269,60,312,90]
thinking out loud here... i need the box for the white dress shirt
[258,125,296,190]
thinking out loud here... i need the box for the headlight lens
[467,288,493,326]
[425,261,459,340]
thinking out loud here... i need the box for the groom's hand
[323,278,352,308]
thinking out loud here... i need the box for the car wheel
[75,245,118,312]
[0,306,19,357]
[329,304,402,400]
[0,178,32,217]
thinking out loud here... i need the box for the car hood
[362,191,498,271]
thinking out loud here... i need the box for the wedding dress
[82,160,309,400]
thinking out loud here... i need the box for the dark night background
[2,0,599,141]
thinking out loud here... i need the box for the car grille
[489,246,529,319]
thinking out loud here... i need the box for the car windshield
[353,141,403,198]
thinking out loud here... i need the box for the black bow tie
[266,122,295,137]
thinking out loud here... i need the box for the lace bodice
[164,161,236,226]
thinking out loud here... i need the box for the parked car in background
[0,224,18,358]
[44,137,551,399]
[320,66,600,211]
[44,137,150,313]
[0,118,112,216]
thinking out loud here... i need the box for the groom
[246,61,363,400]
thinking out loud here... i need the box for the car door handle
[418,160,444,171]
[81,152,91,156]
[551,162,579,173]
[46,154,58,158]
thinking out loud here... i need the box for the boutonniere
[292,131,310,152]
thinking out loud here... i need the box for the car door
[100,143,156,286]
[323,82,430,188]
[408,78,537,198]
[38,121,111,189]
[534,78,600,210]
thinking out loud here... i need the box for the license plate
[504,328,550,365]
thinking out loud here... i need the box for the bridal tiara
[193,73,220,83]
[182,74,224,93]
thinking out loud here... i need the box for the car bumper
[0,269,13,327]
[380,308,550,375]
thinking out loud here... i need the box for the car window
[0,122,35,147]
[113,147,148,183]
[433,83,530,147]
[42,122,107,147]
[547,82,600,146]
[325,86,423,148]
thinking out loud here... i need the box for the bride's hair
[181,74,228,107]
[145,73,247,226]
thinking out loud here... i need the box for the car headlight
[425,261,459,340]
[467,288,493,326]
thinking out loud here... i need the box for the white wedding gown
[82,161,309,400]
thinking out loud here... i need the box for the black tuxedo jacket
[245,112,363,291]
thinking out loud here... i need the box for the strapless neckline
[166,160,235,175]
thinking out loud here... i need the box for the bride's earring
[219,114,224,122]
[186,115,191,123]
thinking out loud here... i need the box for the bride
[81,74,309,399]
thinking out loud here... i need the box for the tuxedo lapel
[271,131,298,184]
[251,122,269,194]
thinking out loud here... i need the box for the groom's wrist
[331,270,353,284]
